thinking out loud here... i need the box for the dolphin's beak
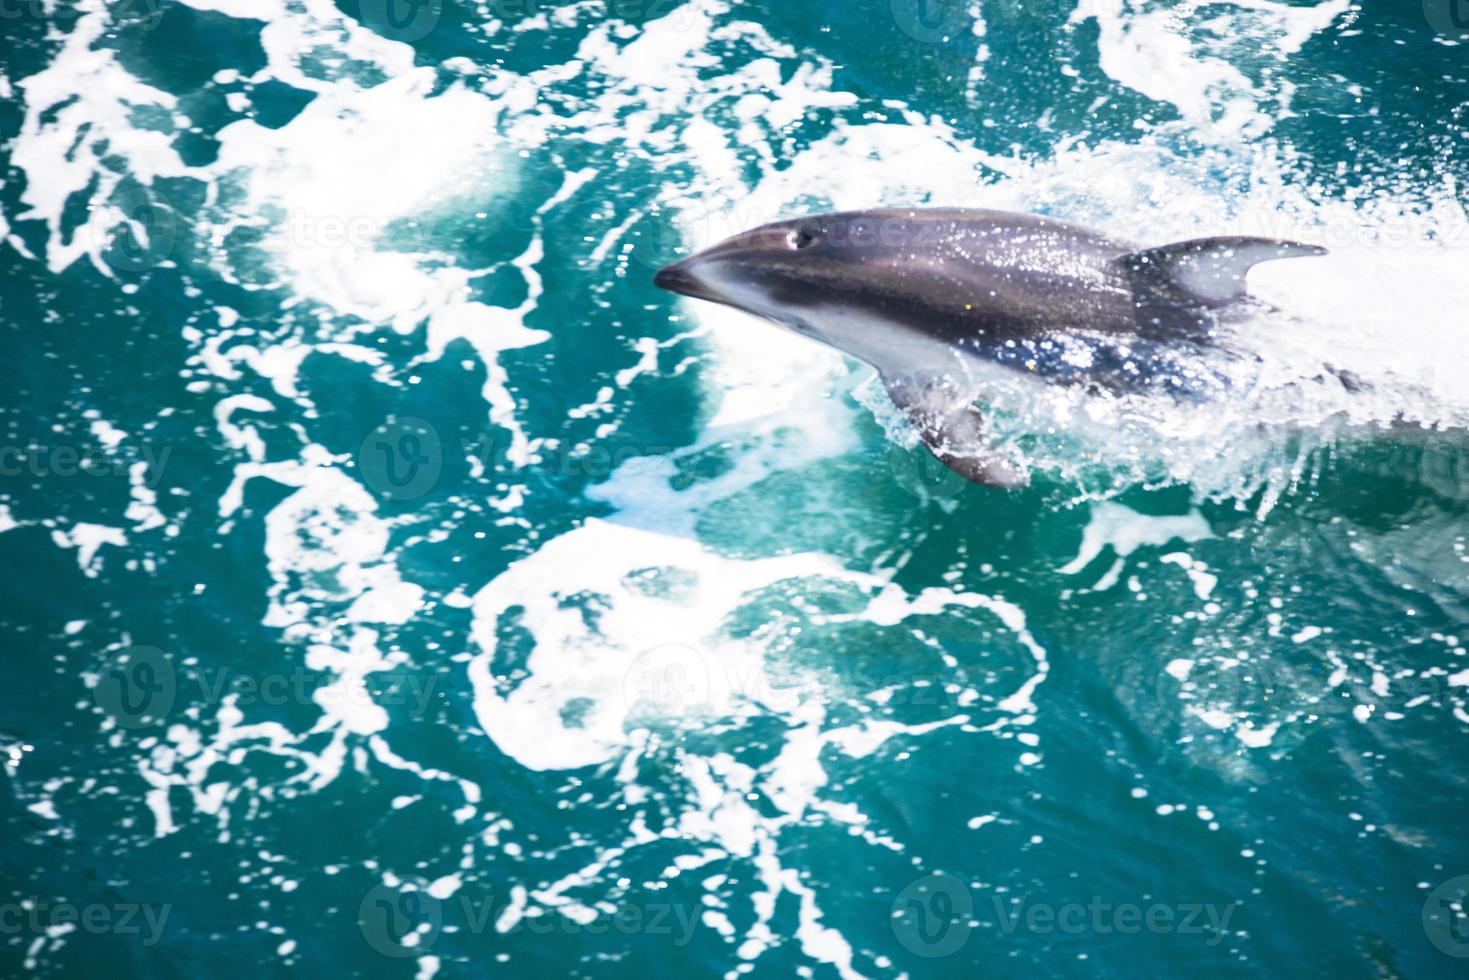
[653,257,723,303]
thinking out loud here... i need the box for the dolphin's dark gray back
[788,208,1135,343]
[773,208,1324,348]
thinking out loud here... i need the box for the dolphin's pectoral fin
[1120,236,1328,310]
[882,374,1029,489]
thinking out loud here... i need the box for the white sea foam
[6,0,1465,972]
[1075,0,1352,140]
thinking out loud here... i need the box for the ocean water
[3,0,1469,976]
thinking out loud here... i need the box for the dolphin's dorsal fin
[1120,236,1327,308]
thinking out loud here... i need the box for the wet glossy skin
[653,208,1169,388]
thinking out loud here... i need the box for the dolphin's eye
[791,227,818,249]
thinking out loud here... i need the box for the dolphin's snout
[655,223,803,303]
[653,257,722,303]
[652,259,692,293]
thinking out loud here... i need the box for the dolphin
[653,208,1328,487]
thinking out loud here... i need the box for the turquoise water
[3,0,1469,977]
